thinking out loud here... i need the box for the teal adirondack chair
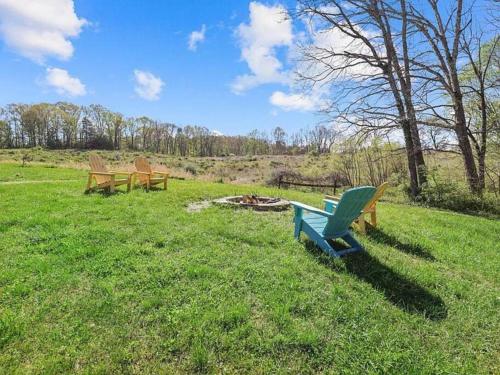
[291,186,376,257]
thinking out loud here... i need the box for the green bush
[184,164,198,175]
[414,176,499,217]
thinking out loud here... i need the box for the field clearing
[0,147,471,188]
[0,163,499,373]
[0,148,312,185]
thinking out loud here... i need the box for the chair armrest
[109,171,133,176]
[152,170,169,176]
[134,171,151,175]
[325,195,341,201]
[89,171,115,176]
[323,199,339,213]
[290,201,333,217]
[323,199,339,205]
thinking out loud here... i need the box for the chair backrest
[323,186,376,237]
[363,182,389,211]
[135,157,152,183]
[89,154,110,184]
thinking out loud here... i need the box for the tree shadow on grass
[367,228,436,261]
[304,240,447,321]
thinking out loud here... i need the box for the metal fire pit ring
[213,195,290,211]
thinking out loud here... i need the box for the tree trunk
[408,111,427,185]
[454,98,480,193]
[478,86,487,191]
[377,0,426,193]
[478,150,485,191]
[399,0,427,186]
[402,119,419,197]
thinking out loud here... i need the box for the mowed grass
[0,163,499,374]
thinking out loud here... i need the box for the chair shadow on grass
[85,188,130,197]
[367,227,436,261]
[138,186,165,193]
[304,240,448,321]
[85,185,165,196]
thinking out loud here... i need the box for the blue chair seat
[303,213,328,230]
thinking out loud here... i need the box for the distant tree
[308,125,337,154]
[0,119,11,148]
[57,102,81,148]
[80,116,95,148]
[272,126,287,154]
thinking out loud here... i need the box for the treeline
[0,103,337,157]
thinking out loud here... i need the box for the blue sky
[0,0,320,136]
[0,1,493,137]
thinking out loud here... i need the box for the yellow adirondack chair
[134,157,169,191]
[85,154,132,193]
[325,182,388,234]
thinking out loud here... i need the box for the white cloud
[45,67,86,96]
[269,91,318,112]
[188,24,206,51]
[298,15,380,82]
[211,130,223,136]
[268,13,380,112]
[133,69,164,101]
[232,2,380,113]
[0,0,87,63]
[231,2,292,93]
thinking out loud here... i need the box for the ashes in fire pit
[213,195,290,211]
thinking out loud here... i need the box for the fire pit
[213,195,290,211]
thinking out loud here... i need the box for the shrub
[413,174,499,217]
[184,164,198,175]
[21,151,33,167]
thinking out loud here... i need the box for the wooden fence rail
[277,176,339,195]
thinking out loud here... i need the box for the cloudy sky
[0,0,327,135]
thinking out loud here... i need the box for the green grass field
[1,163,499,374]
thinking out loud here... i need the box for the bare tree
[296,0,427,197]
[460,33,499,191]
[407,0,482,193]
[308,124,337,154]
[272,126,287,154]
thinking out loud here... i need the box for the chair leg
[293,208,303,239]
[109,176,115,193]
[146,178,150,192]
[317,238,340,257]
[85,174,93,193]
[164,177,167,190]
[127,177,131,192]
[340,233,364,254]
[370,210,377,227]
[294,219,302,239]
[358,214,366,234]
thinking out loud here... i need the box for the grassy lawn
[1,163,499,374]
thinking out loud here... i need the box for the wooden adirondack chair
[134,157,169,191]
[86,154,132,193]
[325,182,388,234]
[291,186,376,257]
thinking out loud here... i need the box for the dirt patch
[186,201,212,212]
